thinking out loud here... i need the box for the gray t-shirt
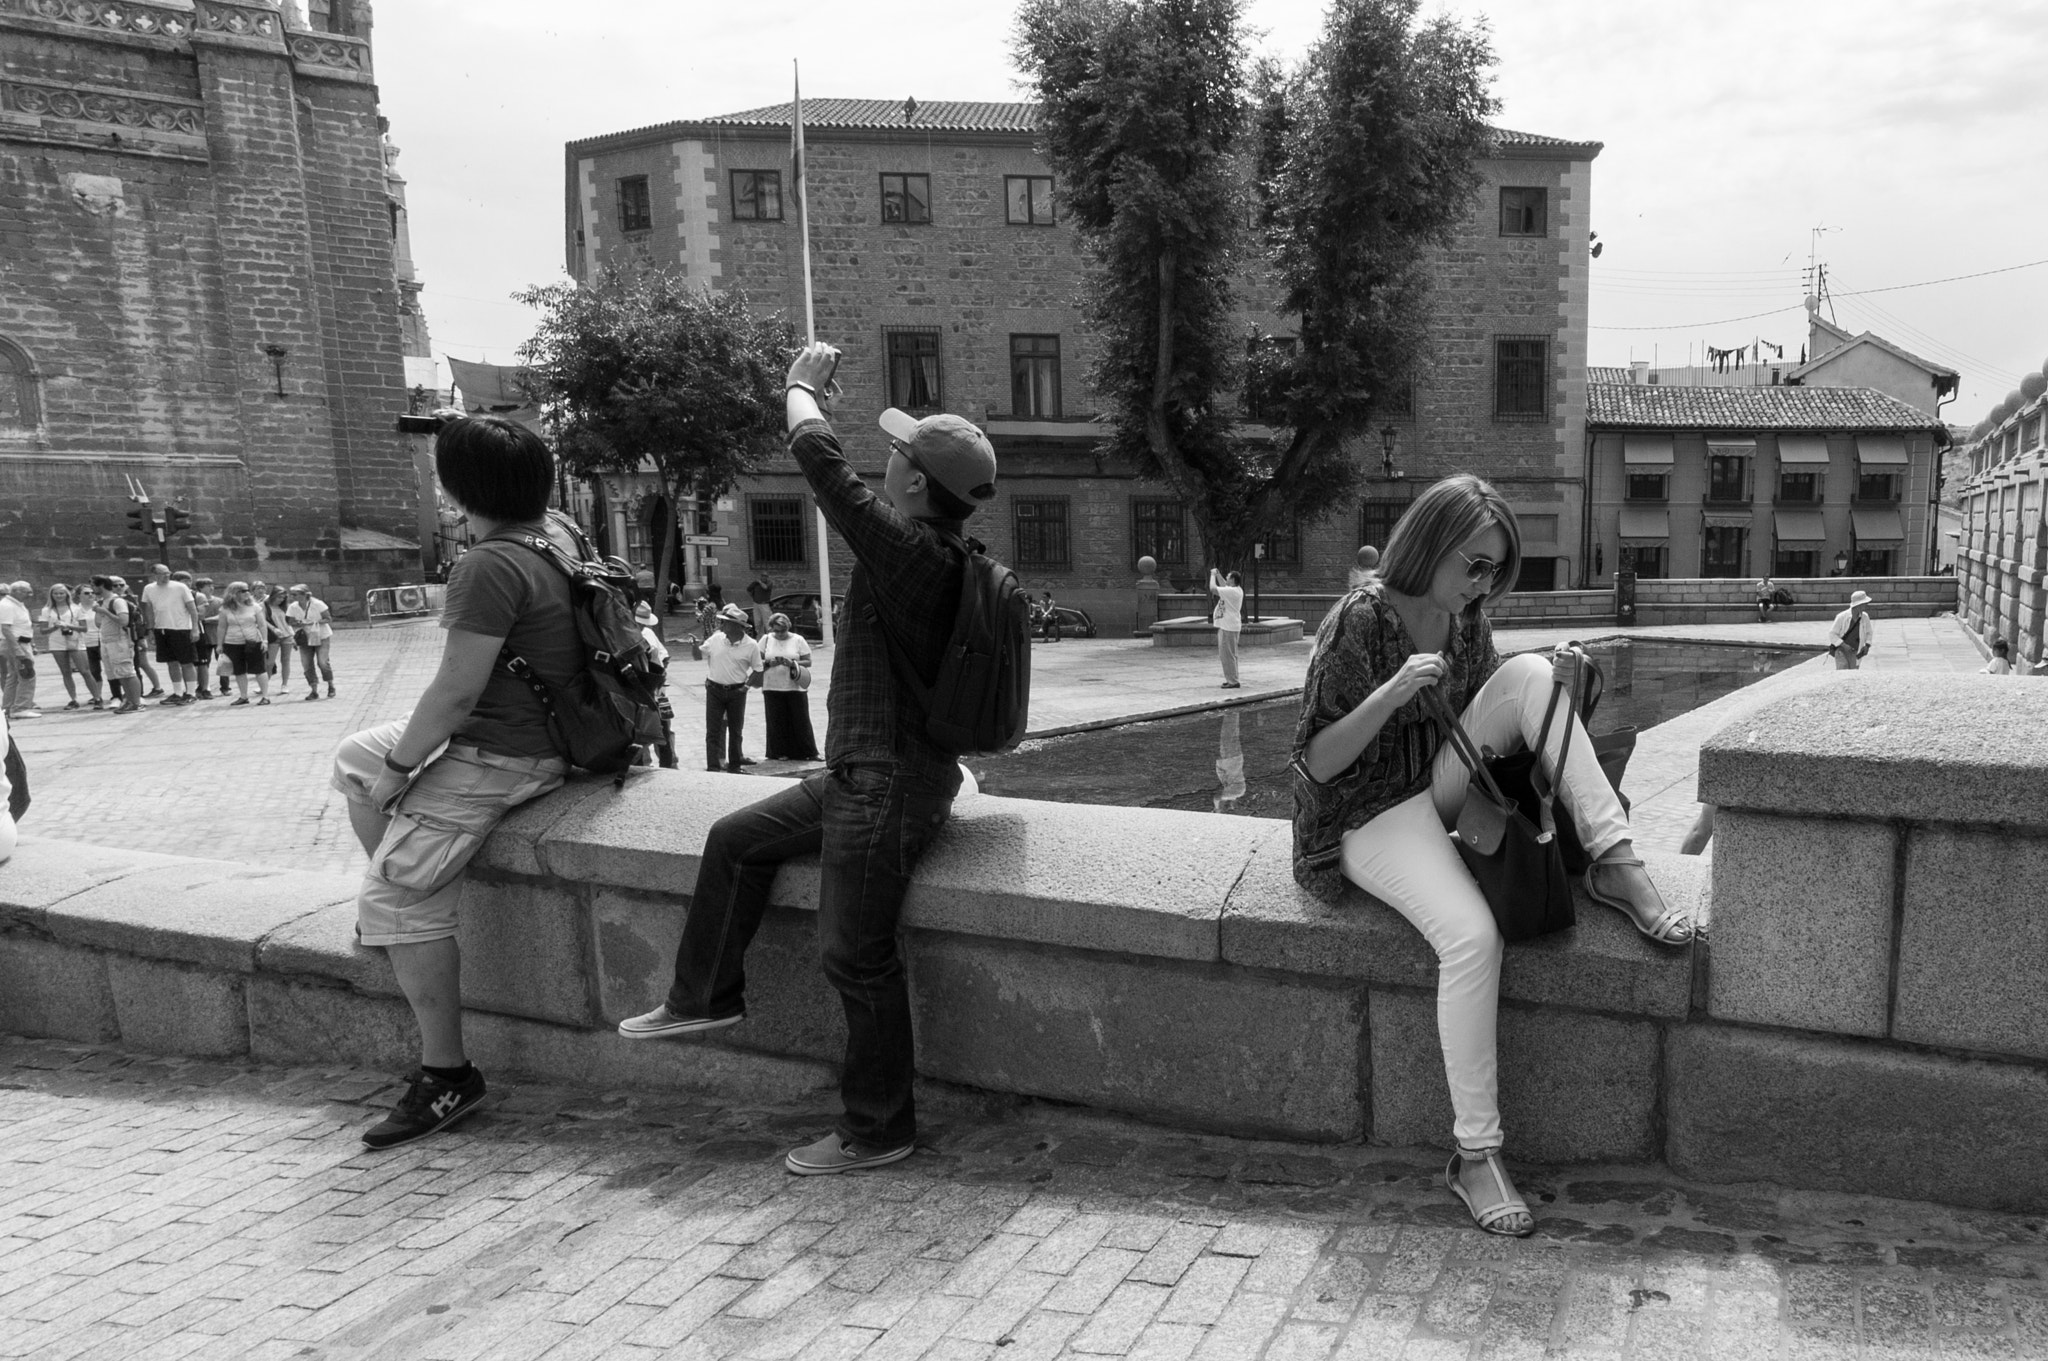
[441,521,582,759]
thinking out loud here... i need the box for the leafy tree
[516,269,795,603]
[1016,0,1498,571]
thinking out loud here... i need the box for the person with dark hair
[1210,567,1245,688]
[286,586,336,699]
[93,576,141,714]
[621,341,1000,1177]
[329,414,577,1150]
[1292,473,1691,1239]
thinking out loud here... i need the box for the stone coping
[1698,673,2048,827]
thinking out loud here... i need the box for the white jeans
[1217,628,1240,683]
[1338,652,1631,1151]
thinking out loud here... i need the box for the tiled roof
[1492,127,1602,152]
[1587,366,1633,384]
[1587,383,1944,431]
[1791,330,1958,381]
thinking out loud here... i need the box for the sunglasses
[1454,550,1506,583]
[888,438,940,488]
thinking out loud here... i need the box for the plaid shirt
[789,418,966,791]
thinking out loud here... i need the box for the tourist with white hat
[1828,589,1875,670]
[699,602,762,772]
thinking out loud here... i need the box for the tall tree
[516,269,795,603]
[1016,0,1498,571]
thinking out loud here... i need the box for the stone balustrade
[1954,451,2047,666]
[3,675,2044,1210]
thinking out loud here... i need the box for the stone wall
[1955,451,2047,666]
[7,673,2048,1210]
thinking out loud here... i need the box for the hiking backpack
[879,530,1032,756]
[486,512,666,778]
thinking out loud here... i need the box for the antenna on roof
[904,96,918,126]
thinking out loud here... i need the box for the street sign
[682,534,730,547]
[699,556,719,566]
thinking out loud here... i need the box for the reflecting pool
[967,638,1823,818]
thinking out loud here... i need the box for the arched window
[0,340,39,432]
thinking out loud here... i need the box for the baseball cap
[877,409,997,505]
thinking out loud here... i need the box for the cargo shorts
[332,719,568,946]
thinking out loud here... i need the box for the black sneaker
[361,1067,487,1149]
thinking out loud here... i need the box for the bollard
[1133,555,1159,638]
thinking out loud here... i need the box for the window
[880,173,931,225]
[1006,175,1054,225]
[1778,470,1819,503]
[1702,526,1749,578]
[2025,414,2042,451]
[0,339,39,430]
[1013,497,1070,570]
[1132,498,1187,567]
[616,175,651,233]
[748,495,807,565]
[1010,335,1061,417]
[1707,454,1750,503]
[1256,519,1301,568]
[1499,187,1548,237]
[884,328,942,411]
[1857,470,1899,503]
[1621,545,1665,579]
[1852,547,1893,576]
[1513,557,1556,592]
[1493,337,1548,418]
[731,170,782,221]
[1359,498,1405,552]
[1626,472,1669,501]
[1243,335,1297,422]
[1773,548,1818,578]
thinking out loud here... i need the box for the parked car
[1032,603,1097,640]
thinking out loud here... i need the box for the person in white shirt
[1827,589,1875,670]
[634,601,678,769]
[140,563,201,704]
[1982,639,2014,675]
[700,603,762,772]
[36,583,103,710]
[286,585,336,700]
[0,582,36,719]
[759,611,818,760]
[1210,566,1245,689]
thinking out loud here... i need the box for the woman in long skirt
[759,613,817,760]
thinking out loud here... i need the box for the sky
[374,0,2048,427]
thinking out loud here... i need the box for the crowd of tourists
[0,569,338,718]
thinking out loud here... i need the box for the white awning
[1856,434,1910,466]
[1851,507,1906,544]
[1702,511,1753,529]
[1617,507,1669,543]
[1777,435,1831,465]
[1622,435,1673,467]
[1706,437,1757,457]
[1773,510,1828,543]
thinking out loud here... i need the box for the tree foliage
[516,269,795,592]
[1015,0,1498,569]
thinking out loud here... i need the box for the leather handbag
[1421,664,1578,943]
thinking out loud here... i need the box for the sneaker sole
[616,1013,744,1041]
[360,1092,486,1150]
[784,1142,916,1176]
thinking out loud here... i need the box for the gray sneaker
[616,1005,743,1040]
[784,1133,916,1176]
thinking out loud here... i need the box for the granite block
[907,932,1365,1141]
[0,837,189,929]
[470,776,619,877]
[452,879,595,1027]
[106,956,247,1057]
[41,860,358,972]
[1708,812,1895,1038]
[0,934,118,1043]
[1893,826,2048,1059]
[255,898,400,996]
[1367,990,1660,1163]
[531,772,783,895]
[1666,1024,2048,1214]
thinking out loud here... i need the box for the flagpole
[794,61,836,649]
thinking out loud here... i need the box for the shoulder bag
[1420,657,1578,943]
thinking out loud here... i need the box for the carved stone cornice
[189,0,284,48]
[287,31,371,82]
[1,77,206,137]
[0,0,195,41]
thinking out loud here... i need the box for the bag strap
[1419,686,1510,807]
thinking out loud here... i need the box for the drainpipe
[1580,429,1597,590]
[1929,377,1958,573]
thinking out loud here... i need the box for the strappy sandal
[1446,1148,1534,1237]
[1584,855,1694,946]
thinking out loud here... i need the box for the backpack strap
[865,527,977,710]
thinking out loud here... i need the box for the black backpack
[486,512,665,778]
[878,530,1032,756]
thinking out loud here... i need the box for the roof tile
[1586,382,1944,431]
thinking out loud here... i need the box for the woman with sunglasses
[1291,474,1692,1240]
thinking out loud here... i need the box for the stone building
[1953,352,2048,667]
[1585,383,1945,583]
[563,100,1599,630]
[0,0,428,607]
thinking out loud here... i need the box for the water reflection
[1214,709,1245,812]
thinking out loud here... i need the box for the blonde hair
[1376,474,1522,610]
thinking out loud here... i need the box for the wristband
[383,755,416,775]
[786,381,820,399]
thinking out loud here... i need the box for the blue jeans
[666,764,953,1148]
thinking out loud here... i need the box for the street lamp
[262,344,289,398]
[1379,426,1400,480]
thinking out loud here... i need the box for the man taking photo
[620,340,999,1176]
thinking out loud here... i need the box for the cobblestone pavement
[3,1036,2045,1361]
[5,613,1992,874]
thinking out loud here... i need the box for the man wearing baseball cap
[1829,588,1875,670]
[622,339,998,1177]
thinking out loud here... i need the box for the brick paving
[3,1036,2046,1361]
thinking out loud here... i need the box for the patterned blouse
[1290,583,1502,901]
